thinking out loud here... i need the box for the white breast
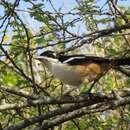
[50,63,83,86]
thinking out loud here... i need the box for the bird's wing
[58,55,110,65]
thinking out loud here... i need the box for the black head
[40,50,57,58]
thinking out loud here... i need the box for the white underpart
[51,62,82,86]
[41,57,83,86]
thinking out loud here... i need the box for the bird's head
[34,50,58,63]
[40,50,57,58]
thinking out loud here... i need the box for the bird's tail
[110,57,130,67]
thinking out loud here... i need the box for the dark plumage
[58,55,110,65]
[40,51,57,59]
[40,50,130,66]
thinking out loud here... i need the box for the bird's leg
[87,69,109,93]
[83,71,108,96]
[79,81,97,97]
[81,75,102,96]
[87,78,99,93]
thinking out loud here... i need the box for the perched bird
[35,50,130,93]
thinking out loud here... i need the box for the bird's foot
[80,91,108,99]
[80,92,93,98]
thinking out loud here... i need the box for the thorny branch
[2,89,130,130]
[0,0,130,130]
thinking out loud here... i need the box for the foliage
[0,0,130,130]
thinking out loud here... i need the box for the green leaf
[107,49,117,56]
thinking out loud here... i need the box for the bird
[35,50,130,93]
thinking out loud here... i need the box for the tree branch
[2,89,130,130]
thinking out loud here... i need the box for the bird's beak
[34,56,44,60]
[34,56,49,62]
